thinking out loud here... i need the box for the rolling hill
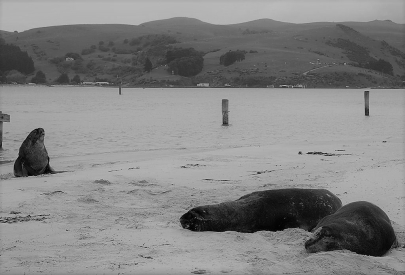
[1,17,404,88]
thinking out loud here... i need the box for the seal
[180,188,342,233]
[305,201,398,256]
[14,128,56,177]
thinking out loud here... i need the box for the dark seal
[305,201,398,256]
[180,188,342,233]
[14,128,56,177]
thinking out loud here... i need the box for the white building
[197,83,209,87]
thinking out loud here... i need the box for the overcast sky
[1,0,404,32]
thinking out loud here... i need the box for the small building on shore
[197,83,209,87]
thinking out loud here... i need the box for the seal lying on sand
[305,201,397,256]
[14,128,60,177]
[180,188,342,232]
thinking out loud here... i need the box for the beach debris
[192,270,207,274]
[10,211,21,214]
[0,214,50,223]
[138,254,153,259]
[77,196,99,203]
[42,190,65,195]
[108,166,139,172]
[306,151,351,156]
[181,163,206,168]
[252,169,275,175]
[94,179,112,185]
[202,179,231,182]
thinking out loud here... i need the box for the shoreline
[1,84,403,89]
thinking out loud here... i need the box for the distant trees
[31,70,46,84]
[5,70,26,83]
[220,50,245,66]
[0,43,35,74]
[168,56,204,77]
[144,57,152,72]
[71,75,81,84]
[56,73,69,84]
[364,58,394,76]
[166,48,204,77]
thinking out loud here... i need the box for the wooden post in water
[222,99,229,126]
[0,111,11,149]
[117,75,122,95]
[364,90,369,116]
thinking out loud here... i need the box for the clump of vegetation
[326,38,371,64]
[71,75,81,84]
[5,70,27,83]
[326,38,393,75]
[144,57,152,72]
[0,39,35,74]
[364,59,393,75]
[336,24,361,36]
[129,34,178,48]
[98,45,110,52]
[220,50,246,66]
[81,48,95,55]
[55,73,69,84]
[65,52,82,60]
[165,48,204,77]
[31,70,46,83]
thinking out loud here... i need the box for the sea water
[0,86,404,163]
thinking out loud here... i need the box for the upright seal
[14,128,56,177]
[180,188,342,232]
[305,201,398,256]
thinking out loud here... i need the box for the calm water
[0,86,404,162]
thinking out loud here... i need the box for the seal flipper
[14,157,29,177]
[44,157,67,174]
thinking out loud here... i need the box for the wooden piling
[364,91,369,116]
[119,82,122,95]
[0,111,11,149]
[222,99,229,126]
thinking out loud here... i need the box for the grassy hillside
[1,17,404,88]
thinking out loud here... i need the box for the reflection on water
[0,86,404,162]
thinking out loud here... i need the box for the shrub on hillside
[71,75,81,84]
[56,73,69,84]
[220,50,246,66]
[165,47,204,77]
[168,56,204,77]
[364,58,393,76]
[166,48,203,63]
[326,38,371,64]
[31,70,46,84]
[49,56,65,64]
[98,45,110,52]
[6,70,27,83]
[65,52,82,60]
[81,48,95,55]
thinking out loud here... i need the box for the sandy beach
[1,137,404,274]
